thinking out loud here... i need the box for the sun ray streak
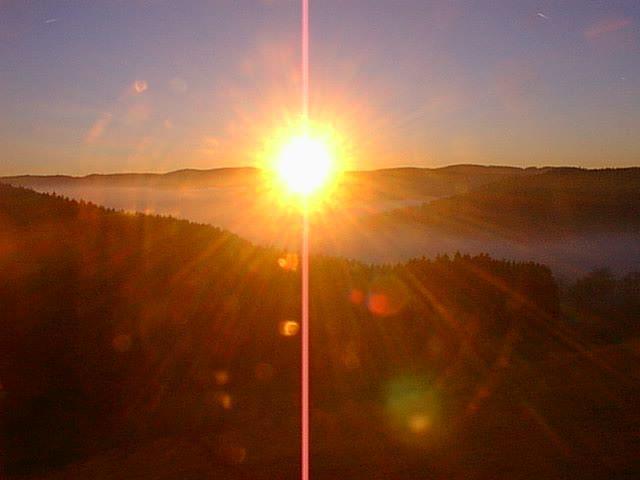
[301,204,310,480]
[301,2,310,480]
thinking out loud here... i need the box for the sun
[276,134,333,196]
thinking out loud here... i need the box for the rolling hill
[0,165,545,260]
[1,164,538,199]
[312,167,640,275]
[373,167,640,239]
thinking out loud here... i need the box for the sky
[1,0,639,175]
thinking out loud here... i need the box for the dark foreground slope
[1,185,638,479]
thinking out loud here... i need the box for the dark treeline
[0,184,637,479]
[561,269,640,344]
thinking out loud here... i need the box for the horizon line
[4,163,638,180]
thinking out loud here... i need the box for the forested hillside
[376,168,640,239]
[1,184,637,479]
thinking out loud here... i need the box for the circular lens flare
[276,134,332,196]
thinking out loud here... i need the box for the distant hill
[1,167,261,189]
[373,168,640,239]
[337,164,543,202]
[3,166,638,276]
[0,165,545,256]
[1,164,541,202]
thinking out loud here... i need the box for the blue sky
[1,0,639,174]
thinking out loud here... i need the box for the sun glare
[276,134,333,196]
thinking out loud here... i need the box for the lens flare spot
[216,433,247,465]
[279,320,300,336]
[349,288,365,305]
[367,275,409,317]
[408,413,432,434]
[214,369,230,386]
[367,293,391,317]
[386,376,442,444]
[342,349,361,370]
[278,253,299,271]
[214,392,233,410]
[133,79,148,93]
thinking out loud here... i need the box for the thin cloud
[585,17,632,39]
[85,113,113,144]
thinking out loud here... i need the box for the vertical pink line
[301,2,310,479]
[301,207,310,480]
[302,0,309,120]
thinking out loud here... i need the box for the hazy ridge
[4,166,638,277]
